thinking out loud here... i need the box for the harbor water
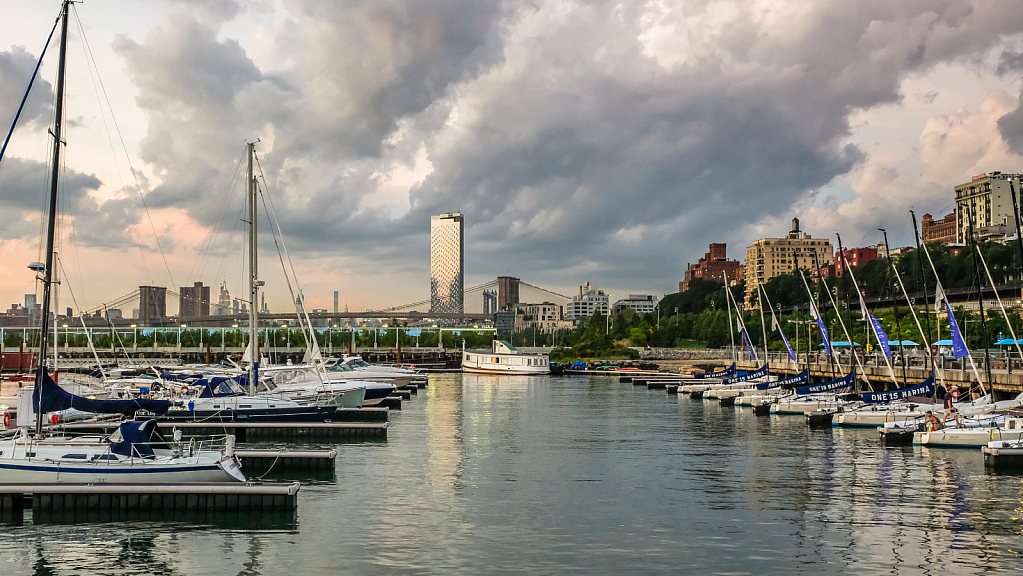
[1,373,1022,574]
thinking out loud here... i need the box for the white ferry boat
[462,341,551,375]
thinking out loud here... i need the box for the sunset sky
[1,0,1022,315]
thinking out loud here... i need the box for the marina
[2,372,1021,574]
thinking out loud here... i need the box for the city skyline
[1,1,1022,313]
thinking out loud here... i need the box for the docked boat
[158,375,341,423]
[5,370,244,483]
[462,341,551,375]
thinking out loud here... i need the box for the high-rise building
[138,286,167,323]
[954,172,1023,243]
[612,294,659,315]
[431,212,464,315]
[24,294,36,310]
[217,282,231,315]
[179,281,211,318]
[334,291,339,314]
[745,218,833,308]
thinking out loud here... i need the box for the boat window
[25,452,35,458]
[239,405,252,408]
[213,405,220,409]
[493,357,499,363]
[62,453,88,459]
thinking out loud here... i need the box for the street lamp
[64,324,69,349]
[282,324,289,350]
[178,323,186,348]
[131,324,137,349]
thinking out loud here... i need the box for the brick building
[921,210,957,244]
[680,243,744,292]
[834,247,878,277]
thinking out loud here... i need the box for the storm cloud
[4,0,1023,307]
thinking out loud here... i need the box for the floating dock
[0,481,299,522]
[236,449,336,472]
[983,444,1023,470]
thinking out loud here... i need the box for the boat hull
[0,459,241,483]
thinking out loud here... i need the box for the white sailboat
[0,1,243,483]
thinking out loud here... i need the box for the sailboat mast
[35,1,70,436]
[247,142,259,396]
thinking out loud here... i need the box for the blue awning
[818,341,861,347]
[889,340,919,346]
[932,339,953,346]
[995,338,1022,345]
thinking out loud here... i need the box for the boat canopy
[793,370,856,395]
[861,377,935,404]
[818,341,861,347]
[32,368,171,415]
[932,339,954,346]
[108,419,159,459]
[197,376,248,398]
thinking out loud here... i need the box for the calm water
[1,373,1022,575]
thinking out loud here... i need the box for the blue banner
[741,328,756,360]
[860,377,936,404]
[945,301,969,360]
[794,370,856,395]
[815,315,832,356]
[756,369,809,390]
[867,312,891,358]
[724,364,768,384]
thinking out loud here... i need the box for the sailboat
[0,1,243,483]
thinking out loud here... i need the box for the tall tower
[431,212,464,315]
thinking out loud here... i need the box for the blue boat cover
[108,419,158,459]
[794,370,856,395]
[724,364,768,384]
[695,363,736,379]
[756,369,809,390]
[197,375,248,398]
[861,377,935,404]
[32,368,171,415]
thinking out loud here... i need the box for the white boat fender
[173,428,182,442]
[225,435,236,458]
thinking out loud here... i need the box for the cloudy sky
[1,0,1022,315]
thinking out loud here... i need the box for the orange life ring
[181,385,189,393]
[2,412,10,427]
[951,387,960,401]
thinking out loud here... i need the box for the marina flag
[740,327,756,360]
[859,295,891,358]
[936,284,970,359]
[808,298,832,356]
[771,309,797,362]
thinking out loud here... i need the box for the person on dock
[923,411,942,431]
[970,380,982,400]
[942,387,961,428]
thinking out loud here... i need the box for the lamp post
[131,324,137,349]
[64,324,69,349]
[376,325,382,348]
[178,323,186,349]
[282,324,289,351]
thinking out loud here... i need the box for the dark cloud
[97,0,1023,293]
[0,155,146,250]
[998,86,1023,155]
[0,45,54,138]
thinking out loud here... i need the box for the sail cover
[695,363,736,379]
[724,364,768,384]
[861,377,936,404]
[756,369,809,390]
[32,368,171,415]
[108,419,159,459]
[793,370,856,395]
